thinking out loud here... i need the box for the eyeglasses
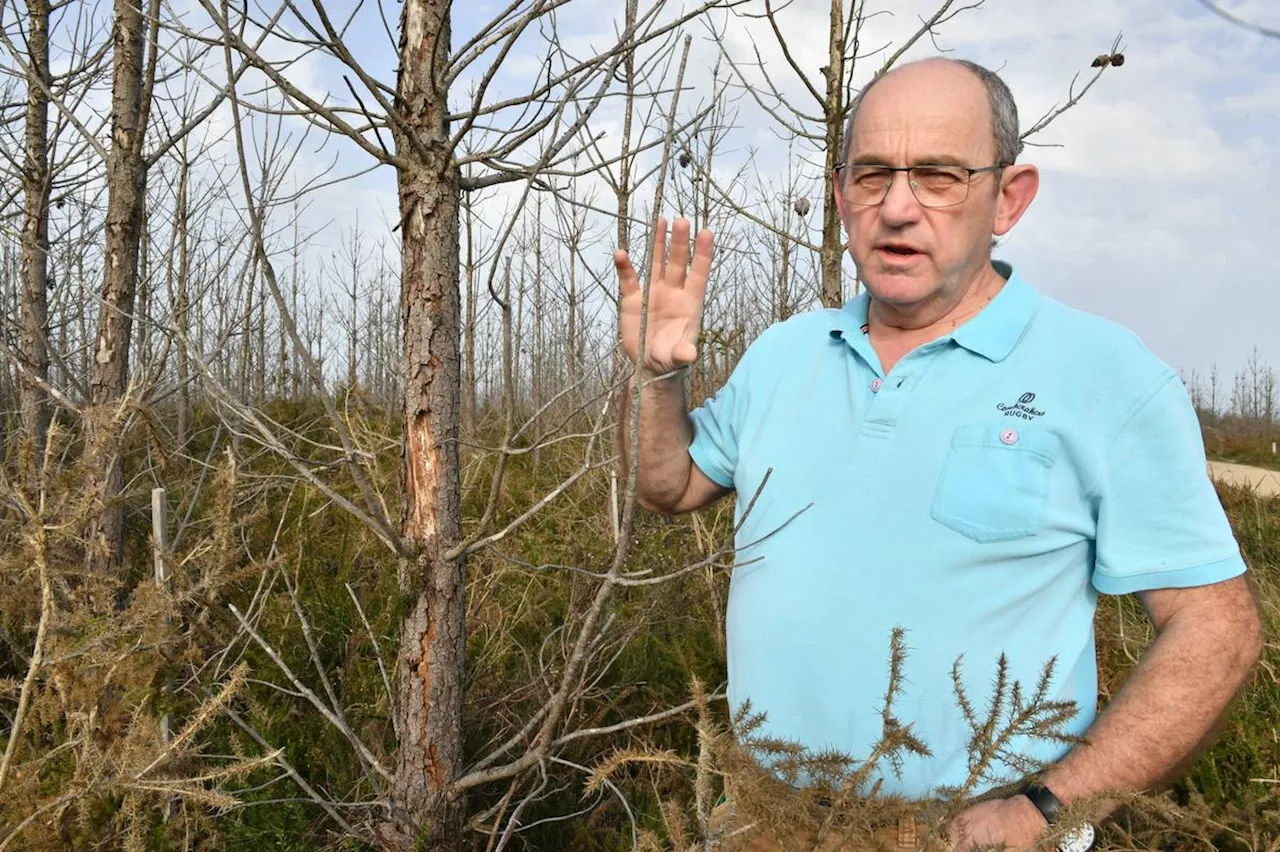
[833,163,1007,209]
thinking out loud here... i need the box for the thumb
[671,339,698,365]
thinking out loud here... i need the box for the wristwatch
[1021,782,1097,852]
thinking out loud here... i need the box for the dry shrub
[0,410,275,850]
[590,630,1109,852]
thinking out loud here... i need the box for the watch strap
[1021,781,1065,825]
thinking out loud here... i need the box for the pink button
[871,378,883,392]
[1000,428,1019,445]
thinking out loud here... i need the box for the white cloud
[323,0,1279,381]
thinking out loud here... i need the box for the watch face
[1057,822,1096,852]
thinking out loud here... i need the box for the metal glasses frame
[832,163,1008,208]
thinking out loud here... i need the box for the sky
[640,0,1280,383]
[161,0,1280,386]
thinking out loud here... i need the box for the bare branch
[1198,0,1280,39]
[1021,35,1123,142]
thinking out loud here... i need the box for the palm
[616,218,714,374]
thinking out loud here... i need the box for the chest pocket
[931,423,1059,543]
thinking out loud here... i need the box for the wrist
[638,364,690,383]
[1012,788,1051,828]
[1020,782,1098,852]
[1020,781,1063,826]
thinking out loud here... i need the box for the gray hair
[842,59,1023,166]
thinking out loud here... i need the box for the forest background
[1,0,1279,849]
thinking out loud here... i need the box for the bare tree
[85,0,157,569]
[17,0,52,479]
[173,153,192,446]
[186,2,743,848]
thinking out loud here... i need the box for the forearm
[619,368,696,513]
[1043,607,1260,814]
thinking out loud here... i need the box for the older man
[615,58,1261,851]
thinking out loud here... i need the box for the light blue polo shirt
[688,262,1247,799]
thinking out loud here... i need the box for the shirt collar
[828,261,1040,363]
[950,262,1040,362]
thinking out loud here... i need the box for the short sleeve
[688,334,770,490]
[1092,373,1247,595]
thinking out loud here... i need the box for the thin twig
[227,604,393,785]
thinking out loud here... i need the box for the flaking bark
[87,0,152,571]
[819,0,846,308]
[387,0,466,848]
[19,0,53,479]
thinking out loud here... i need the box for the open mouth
[877,243,922,258]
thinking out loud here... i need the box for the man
[615,58,1262,851]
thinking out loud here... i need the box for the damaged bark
[385,0,466,848]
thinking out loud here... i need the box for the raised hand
[616,217,714,376]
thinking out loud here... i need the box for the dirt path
[1208,461,1280,497]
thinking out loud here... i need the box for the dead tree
[194,2,744,848]
[390,9,467,844]
[174,153,192,446]
[82,0,255,569]
[17,0,52,477]
[84,0,156,570]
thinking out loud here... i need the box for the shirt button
[1000,428,1019,445]
[871,378,883,392]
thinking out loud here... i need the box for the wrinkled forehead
[849,67,995,164]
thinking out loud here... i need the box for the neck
[868,263,1005,339]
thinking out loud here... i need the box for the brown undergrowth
[2,398,1276,851]
[0,411,275,850]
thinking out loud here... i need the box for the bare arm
[1043,574,1262,808]
[952,574,1262,849]
[616,218,730,515]
[618,369,728,514]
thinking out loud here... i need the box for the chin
[860,268,942,306]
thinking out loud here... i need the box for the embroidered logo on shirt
[997,392,1046,421]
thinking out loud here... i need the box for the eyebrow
[848,154,969,168]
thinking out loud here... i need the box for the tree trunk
[88,0,150,571]
[257,264,267,400]
[175,157,191,446]
[462,191,476,434]
[240,262,256,400]
[566,234,578,392]
[616,0,637,252]
[76,223,89,383]
[348,223,360,393]
[19,0,52,477]
[819,0,846,308]
[136,200,151,370]
[387,0,466,848]
[778,225,791,321]
[289,216,300,397]
[532,206,544,419]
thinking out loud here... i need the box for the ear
[993,164,1039,236]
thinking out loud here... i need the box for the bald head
[833,55,1041,319]
[843,59,1022,167]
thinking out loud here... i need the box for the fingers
[626,217,713,296]
[667,218,692,288]
[647,217,668,291]
[686,228,715,302]
[615,249,639,298]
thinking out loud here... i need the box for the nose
[878,170,923,226]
